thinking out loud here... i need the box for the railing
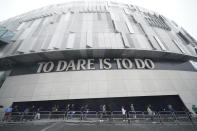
[0,111,196,125]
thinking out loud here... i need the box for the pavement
[0,119,197,131]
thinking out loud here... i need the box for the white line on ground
[40,122,57,131]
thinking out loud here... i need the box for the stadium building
[0,1,197,116]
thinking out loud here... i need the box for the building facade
[0,1,197,115]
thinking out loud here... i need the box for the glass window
[0,27,6,36]
[1,31,14,38]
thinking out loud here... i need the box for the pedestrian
[192,105,197,114]
[84,104,89,120]
[70,104,75,119]
[2,106,13,122]
[147,105,153,120]
[34,107,41,120]
[65,104,70,120]
[130,104,136,119]
[121,106,126,121]
[99,104,103,122]
[80,105,84,120]
[103,104,106,118]
[23,107,30,121]
[30,105,36,120]
[168,104,174,115]
[12,105,20,121]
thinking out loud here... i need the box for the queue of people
[2,103,176,122]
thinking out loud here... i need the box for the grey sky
[0,0,197,40]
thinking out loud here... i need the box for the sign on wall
[10,57,196,76]
[37,58,155,73]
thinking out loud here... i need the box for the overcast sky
[0,0,197,40]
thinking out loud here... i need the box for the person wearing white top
[121,106,126,121]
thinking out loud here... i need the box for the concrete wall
[0,69,197,114]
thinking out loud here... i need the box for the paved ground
[0,121,197,131]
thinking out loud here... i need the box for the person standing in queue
[99,104,103,122]
[80,105,85,120]
[65,104,70,120]
[84,104,89,120]
[12,105,20,121]
[2,106,13,122]
[130,104,136,119]
[34,107,41,120]
[30,105,36,121]
[121,106,126,121]
[70,104,75,119]
[147,105,153,120]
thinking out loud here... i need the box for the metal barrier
[0,111,196,125]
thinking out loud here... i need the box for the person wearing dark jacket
[70,104,75,119]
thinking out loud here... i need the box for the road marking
[41,123,57,131]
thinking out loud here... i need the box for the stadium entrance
[13,95,187,112]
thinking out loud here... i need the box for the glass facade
[0,26,14,45]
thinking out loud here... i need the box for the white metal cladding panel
[48,14,71,50]
[87,32,93,48]
[72,33,81,49]
[154,28,182,53]
[113,33,124,48]
[30,16,54,52]
[172,40,186,54]
[81,20,88,33]
[171,31,195,56]
[109,7,125,21]
[113,21,129,33]
[135,16,163,50]
[16,22,26,31]
[153,35,166,51]
[69,13,83,32]
[123,8,133,15]
[79,33,87,48]
[47,15,64,50]
[132,14,160,52]
[16,22,34,40]
[129,22,144,35]
[135,34,152,49]
[123,14,135,34]
[29,18,48,52]
[107,33,115,48]
[0,1,196,57]
[130,34,143,49]
[40,15,61,51]
[73,13,114,33]
[167,31,192,55]
[104,33,112,48]
[91,33,98,48]
[66,33,76,49]
[40,24,57,51]
[59,33,69,50]
[87,33,124,48]
[186,44,197,56]
[11,29,25,42]
[92,21,114,33]
[98,33,105,48]
[17,19,42,53]
[122,33,131,48]
[87,21,93,32]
